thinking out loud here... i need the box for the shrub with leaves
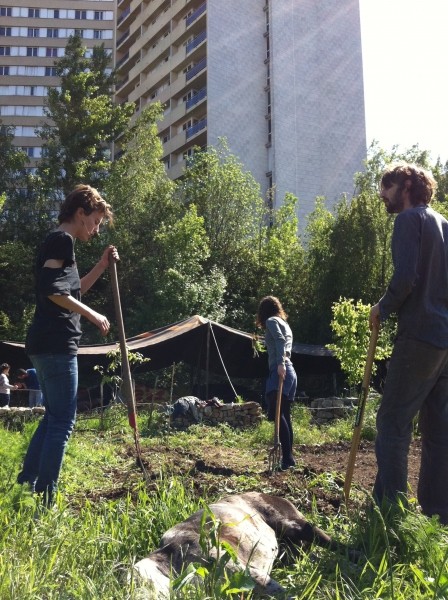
[327,297,393,389]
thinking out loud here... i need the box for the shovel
[343,325,379,501]
[109,254,144,468]
[268,377,284,473]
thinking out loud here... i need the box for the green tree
[252,193,306,333]
[179,140,265,273]
[327,297,393,389]
[300,143,434,343]
[0,241,35,340]
[179,140,267,328]
[433,157,448,203]
[140,205,227,327]
[0,121,28,197]
[104,105,226,333]
[37,35,134,197]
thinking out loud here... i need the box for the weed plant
[0,401,447,599]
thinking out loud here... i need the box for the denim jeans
[17,353,78,505]
[29,389,43,408]
[374,337,448,523]
[265,361,297,464]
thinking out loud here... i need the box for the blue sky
[359,0,447,164]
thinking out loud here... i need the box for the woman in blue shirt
[256,296,297,470]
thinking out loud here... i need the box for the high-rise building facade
[115,0,366,222]
[0,0,115,173]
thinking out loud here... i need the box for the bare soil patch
[93,436,422,518]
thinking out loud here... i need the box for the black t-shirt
[26,231,82,355]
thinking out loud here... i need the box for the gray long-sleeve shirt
[379,205,448,348]
[265,316,293,370]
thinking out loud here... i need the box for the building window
[46,47,58,57]
[0,7,12,16]
[28,8,40,18]
[28,28,39,38]
[93,30,102,39]
[75,10,87,19]
[53,9,59,18]
[94,11,104,20]
[74,29,83,38]
[0,27,12,36]
[45,67,57,76]
[0,66,10,75]
[47,28,58,38]
[27,47,38,56]
[0,46,11,56]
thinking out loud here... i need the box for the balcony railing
[186,57,206,81]
[186,30,206,54]
[116,29,129,48]
[186,86,206,109]
[186,2,206,27]
[115,52,129,70]
[116,74,129,90]
[186,117,207,139]
[117,6,130,26]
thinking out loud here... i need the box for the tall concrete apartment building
[0,0,115,171]
[115,0,366,221]
[0,0,366,221]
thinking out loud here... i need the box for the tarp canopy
[0,315,339,379]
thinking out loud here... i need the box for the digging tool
[268,377,284,473]
[343,325,379,502]
[109,254,144,468]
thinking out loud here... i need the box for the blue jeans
[265,361,297,464]
[17,354,78,505]
[374,337,448,524]
[29,389,43,408]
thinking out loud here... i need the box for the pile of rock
[309,396,355,426]
[171,399,262,429]
[0,406,45,424]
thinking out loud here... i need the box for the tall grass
[0,404,447,599]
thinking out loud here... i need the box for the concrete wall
[270,0,366,224]
[207,0,268,198]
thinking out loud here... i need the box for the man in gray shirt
[369,162,448,524]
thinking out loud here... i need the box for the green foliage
[180,139,264,273]
[254,193,306,331]
[94,347,150,389]
[433,158,448,203]
[173,507,256,598]
[0,241,35,340]
[36,35,134,196]
[0,121,28,195]
[1,409,448,599]
[149,205,227,324]
[327,298,393,388]
[178,140,267,329]
[301,142,434,343]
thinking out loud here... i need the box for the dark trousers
[374,337,448,524]
[266,390,294,464]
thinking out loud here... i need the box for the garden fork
[268,377,284,473]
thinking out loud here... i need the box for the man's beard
[385,188,405,214]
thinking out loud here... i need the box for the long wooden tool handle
[109,255,137,430]
[343,325,379,502]
[274,377,284,446]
